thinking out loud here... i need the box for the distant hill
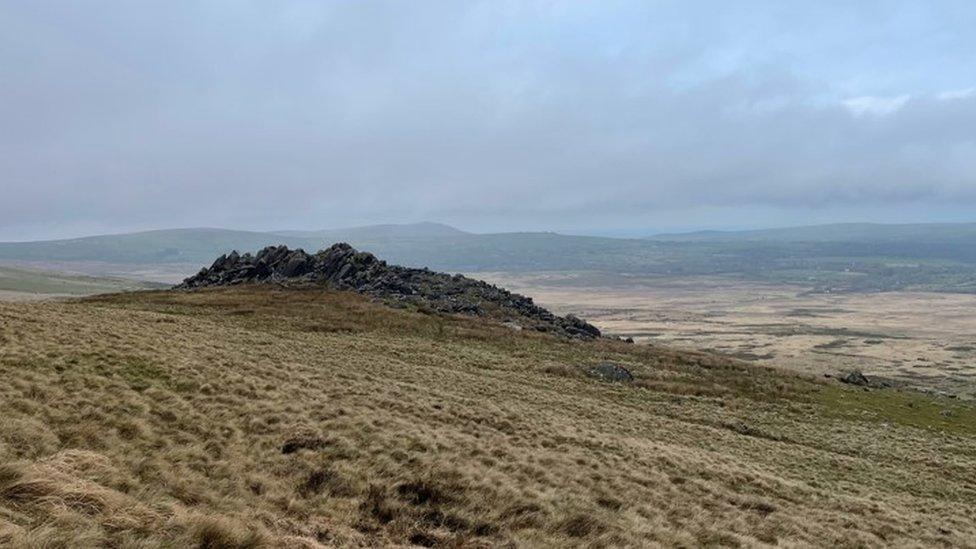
[273,221,468,240]
[0,228,323,265]
[651,222,976,244]
[0,225,655,272]
[4,222,976,293]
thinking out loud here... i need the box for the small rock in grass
[839,371,870,386]
[587,362,634,383]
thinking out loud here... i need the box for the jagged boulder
[178,243,601,339]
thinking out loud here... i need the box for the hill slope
[273,222,468,240]
[0,226,650,271]
[0,228,324,265]
[5,222,976,292]
[0,287,973,546]
[0,265,162,299]
[651,222,976,244]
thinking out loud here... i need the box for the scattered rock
[178,243,601,339]
[839,371,870,386]
[587,362,634,383]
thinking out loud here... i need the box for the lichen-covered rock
[586,362,634,382]
[177,243,601,339]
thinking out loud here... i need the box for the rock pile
[177,243,601,339]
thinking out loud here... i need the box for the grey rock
[587,362,634,382]
[839,370,870,386]
[177,243,601,340]
[280,254,312,277]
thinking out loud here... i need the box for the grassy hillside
[0,286,973,546]
[0,227,646,271]
[5,222,976,292]
[273,222,468,240]
[652,222,976,244]
[0,265,161,298]
[0,229,325,265]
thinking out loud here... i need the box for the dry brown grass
[0,286,974,547]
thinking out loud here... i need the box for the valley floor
[0,287,974,547]
[477,272,976,400]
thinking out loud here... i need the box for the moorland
[3,222,976,293]
[479,272,976,400]
[1,286,974,546]
[3,222,975,399]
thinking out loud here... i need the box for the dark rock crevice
[177,243,601,339]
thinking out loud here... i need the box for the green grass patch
[103,356,173,391]
[62,352,175,391]
[818,385,976,436]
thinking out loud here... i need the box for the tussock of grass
[0,285,972,546]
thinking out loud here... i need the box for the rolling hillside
[0,226,652,272]
[0,286,973,546]
[0,229,324,265]
[273,222,468,240]
[3,222,976,292]
[651,222,976,244]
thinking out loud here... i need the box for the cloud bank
[1,1,975,238]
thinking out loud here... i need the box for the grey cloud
[1,1,975,238]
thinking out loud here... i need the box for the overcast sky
[2,1,975,240]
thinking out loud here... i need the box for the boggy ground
[0,286,974,547]
[476,272,976,400]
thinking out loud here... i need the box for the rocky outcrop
[177,243,601,339]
